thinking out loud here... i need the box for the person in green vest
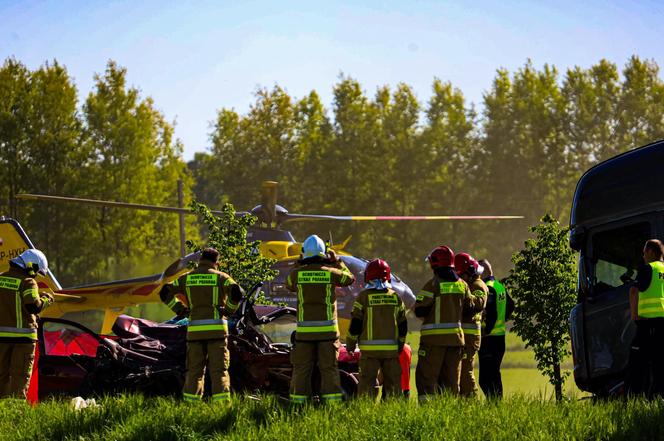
[477,259,514,399]
[627,239,664,396]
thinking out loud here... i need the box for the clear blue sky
[2,0,663,160]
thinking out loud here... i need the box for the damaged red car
[32,289,372,402]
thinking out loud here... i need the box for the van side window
[590,222,651,294]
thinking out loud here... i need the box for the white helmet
[11,249,49,276]
[302,235,326,259]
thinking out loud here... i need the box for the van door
[582,220,653,391]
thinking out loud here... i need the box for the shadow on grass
[606,401,664,441]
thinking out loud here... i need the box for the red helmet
[427,246,455,269]
[365,259,391,283]
[454,252,480,276]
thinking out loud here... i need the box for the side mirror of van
[569,226,586,251]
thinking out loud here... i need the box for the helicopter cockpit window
[590,222,651,295]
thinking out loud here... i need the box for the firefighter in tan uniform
[0,249,53,398]
[455,252,488,398]
[287,235,355,404]
[415,246,478,399]
[346,259,407,398]
[160,248,243,402]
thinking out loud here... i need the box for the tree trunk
[553,362,562,401]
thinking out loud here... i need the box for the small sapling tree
[506,214,578,401]
[187,201,278,304]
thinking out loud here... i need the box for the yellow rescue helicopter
[7,182,522,334]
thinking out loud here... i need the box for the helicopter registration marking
[0,247,26,263]
[298,271,331,284]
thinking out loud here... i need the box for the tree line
[0,59,195,286]
[2,56,664,289]
[192,56,664,285]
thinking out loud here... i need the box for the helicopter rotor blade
[16,193,523,225]
[15,194,226,216]
[280,213,524,223]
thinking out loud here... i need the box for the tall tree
[21,61,88,282]
[205,86,298,210]
[615,56,664,150]
[0,58,30,219]
[83,61,192,282]
[289,90,334,212]
[561,60,620,176]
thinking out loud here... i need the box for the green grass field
[0,330,636,440]
[405,330,581,399]
[2,394,662,441]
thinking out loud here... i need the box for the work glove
[326,249,338,263]
[40,292,55,305]
[398,341,405,354]
[176,308,191,321]
[345,338,357,355]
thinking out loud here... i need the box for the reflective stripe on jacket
[168,263,239,341]
[416,277,470,346]
[287,260,355,341]
[0,268,44,341]
[349,288,406,358]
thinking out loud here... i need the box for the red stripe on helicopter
[349,215,523,220]
[132,284,160,296]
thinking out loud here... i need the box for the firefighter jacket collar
[434,267,459,281]
[364,279,391,290]
[298,256,328,265]
[197,260,217,270]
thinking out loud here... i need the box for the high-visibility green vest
[419,280,465,338]
[638,261,664,319]
[487,279,507,336]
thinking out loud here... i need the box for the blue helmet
[302,235,326,259]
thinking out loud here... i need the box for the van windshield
[590,222,651,294]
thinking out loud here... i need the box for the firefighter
[478,259,514,399]
[287,235,355,405]
[627,239,664,396]
[346,258,407,399]
[0,249,54,398]
[160,248,244,403]
[415,246,474,399]
[454,252,488,398]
